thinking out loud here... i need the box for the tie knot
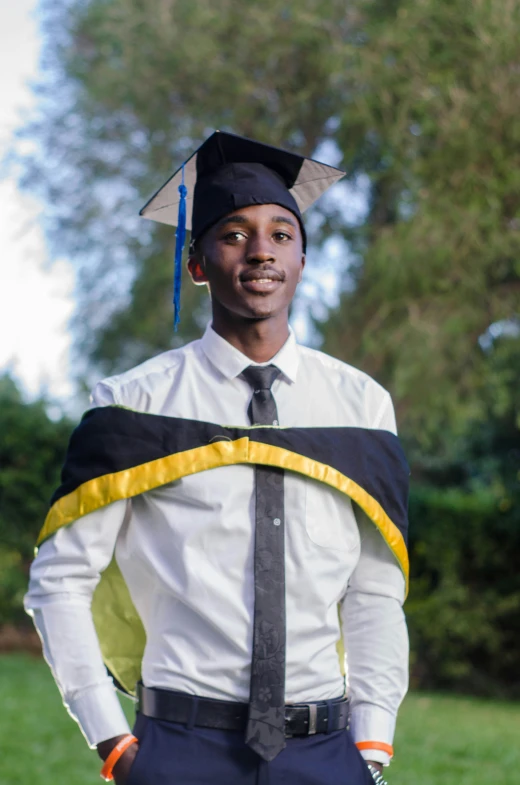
[241,365,281,393]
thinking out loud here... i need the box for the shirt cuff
[350,703,396,766]
[65,682,132,748]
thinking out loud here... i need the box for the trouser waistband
[137,684,349,737]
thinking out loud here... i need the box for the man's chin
[213,293,289,323]
[242,303,283,321]
[234,296,282,321]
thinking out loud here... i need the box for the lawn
[1,653,519,784]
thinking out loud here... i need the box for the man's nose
[245,236,276,264]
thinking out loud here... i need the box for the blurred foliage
[323,0,520,457]
[0,375,73,624]
[406,335,520,694]
[407,484,520,697]
[15,0,519,454]
[7,0,520,693]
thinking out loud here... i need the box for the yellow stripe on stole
[37,437,408,695]
[38,437,408,587]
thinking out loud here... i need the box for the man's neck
[211,312,290,364]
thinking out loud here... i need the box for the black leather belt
[137,684,349,738]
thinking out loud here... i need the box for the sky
[0,1,75,402]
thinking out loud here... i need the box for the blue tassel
[173,165,187,331]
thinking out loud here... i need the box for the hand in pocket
[114,743,140,785]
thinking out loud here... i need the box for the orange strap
[355,741,394,758]
[100,734,138,781]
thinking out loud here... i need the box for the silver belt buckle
[307,703,318,735]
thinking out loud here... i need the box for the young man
[25,132,409,785]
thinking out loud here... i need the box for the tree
[0,375,73,624]
[17,0,519,457]
[323,0,520,456]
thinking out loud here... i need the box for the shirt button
[273,518,281,526]
[273,419,279,426]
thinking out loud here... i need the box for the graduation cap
[140,131,345,329]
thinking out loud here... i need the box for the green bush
[0,374,72,625]
[407,484,520,697]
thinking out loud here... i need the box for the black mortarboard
[139,131,345,328]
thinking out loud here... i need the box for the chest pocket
[302,475,361,552]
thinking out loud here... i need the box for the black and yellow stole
[37,406,410,695]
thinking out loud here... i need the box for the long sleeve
[24,381,132,747]
[340,510,409,765]
[24,501,132,746]
[340,391,409,766]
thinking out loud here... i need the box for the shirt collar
[200,323,300,383]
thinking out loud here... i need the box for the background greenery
[2,0,519,708]
[0,376,72,627]
[2,653,519,784]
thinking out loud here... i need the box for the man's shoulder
[298,345,395,431]
[91,340,199,407]
[299,344,385,392]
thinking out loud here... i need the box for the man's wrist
[97,734,131,761]
[98,734,139,782]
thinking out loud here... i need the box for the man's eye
[223,231,246,242]
[273,231,292,242]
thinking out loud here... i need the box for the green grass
[391,692,520,784]
[1,653,519,784]
[0,653,134,785]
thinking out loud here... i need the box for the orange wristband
[100,734,138,781]
[355,741,394,758]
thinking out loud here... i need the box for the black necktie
[241,365,286,762]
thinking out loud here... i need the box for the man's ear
[297,253,306,283]
[187,255,209,285]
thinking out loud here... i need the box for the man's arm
[24,499,133,747]
[24,382,143,781]
[340,508,409,769]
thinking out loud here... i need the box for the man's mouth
[240,269,284,294]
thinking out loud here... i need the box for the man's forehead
[217,208,299,228]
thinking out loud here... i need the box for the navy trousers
[127,711,375,785]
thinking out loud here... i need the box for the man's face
[187,203,305,322]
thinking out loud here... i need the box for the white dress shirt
[25,325,408,766]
